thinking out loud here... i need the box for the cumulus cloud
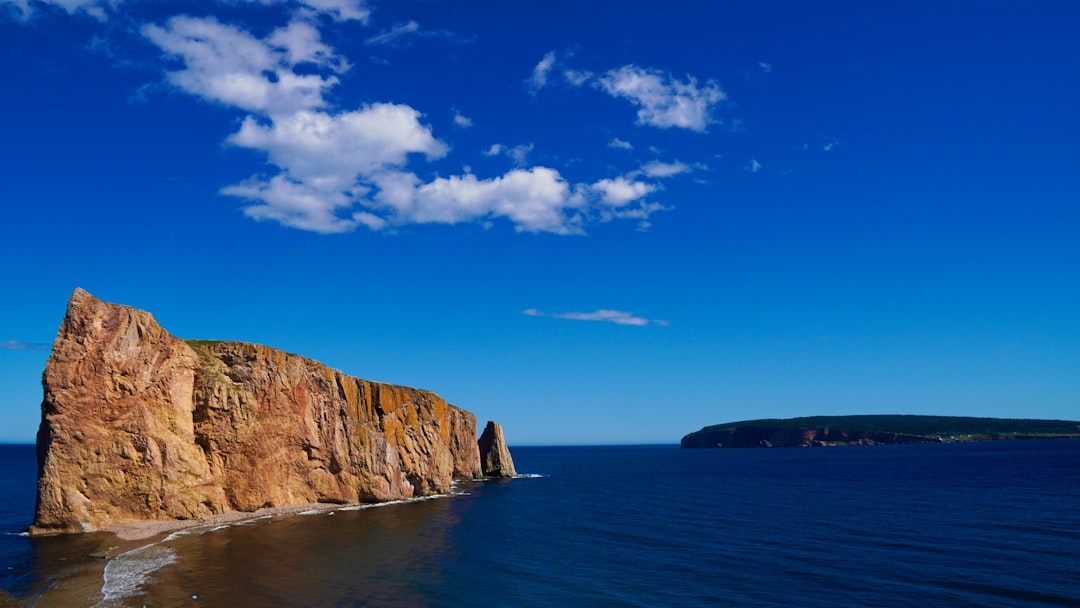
[591,176,655,207]
[22,5,674,235]
[595,65,725,131]
[228,105,448,183]
[0,340,51,351]
[523,308,669,327]
[372,167,586,234]
[143,16,345,115]
[608,138,632,150]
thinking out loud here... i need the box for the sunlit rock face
[478,420,517,478]
[31,289,490,535]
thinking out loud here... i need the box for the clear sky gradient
[1,0,1077,444]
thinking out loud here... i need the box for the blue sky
[1,0,1077,444]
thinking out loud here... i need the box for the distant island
[681,415,1080,448]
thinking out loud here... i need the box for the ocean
[2,440,1079,606]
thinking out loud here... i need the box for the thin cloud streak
[0,340,51,351]
[524,308,669,327]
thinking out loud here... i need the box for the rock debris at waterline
[31,288,515,535]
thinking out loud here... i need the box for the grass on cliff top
[692,415,1080,438]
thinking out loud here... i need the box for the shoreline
[98,501,348,541]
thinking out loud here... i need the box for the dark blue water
[3,440,1079,606]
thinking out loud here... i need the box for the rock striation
[477,421,517,478]
[32,289,512,535]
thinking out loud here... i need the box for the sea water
[2,440,1079,606]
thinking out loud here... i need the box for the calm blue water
[2,440,1079,606]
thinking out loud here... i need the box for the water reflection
[134,493,473,607]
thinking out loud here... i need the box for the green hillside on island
[682,415,1080,448]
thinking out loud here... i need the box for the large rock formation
[477,421,517,478]
[31,289,507,535]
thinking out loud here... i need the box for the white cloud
[228,105,447,184]
[823,138,839,151]
[6,0,370,21]
[143,16,343,116]
[608,138,633,150]
[591,177,655,207]
[483,142,534,166]
[3,0,108,18]
[223,174,370,233]
[372,167,586,234]
[595,65,725,131]
[528,51,556,92]
[51,8,675,235]
[365,20,419,46]
[0,340,51,351]
[524,308,669,327]
[289,0,370,22]
[452,111,472,128]
[758,61,772,74]
[562,68,592,87]
[748,159,762,172]
[640,160,690,178]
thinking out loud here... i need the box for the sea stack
[478,420,517,478]
[32,289,508,535]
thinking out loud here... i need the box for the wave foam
[94,544,177,607]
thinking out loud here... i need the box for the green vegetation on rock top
[693,415,1080,438]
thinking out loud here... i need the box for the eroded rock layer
[32,289,488,535]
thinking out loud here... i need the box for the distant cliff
[681,415,1080,448]
[32,289,514,535]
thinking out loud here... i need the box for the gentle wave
[93,543,177,607]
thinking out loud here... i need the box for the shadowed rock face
[32,289,491,535]
[478,421,516,478]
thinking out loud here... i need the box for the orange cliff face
[31,289,491,535]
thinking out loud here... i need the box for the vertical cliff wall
[32,289,491,535]
[478,421,517,477]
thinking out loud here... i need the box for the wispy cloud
[6,0,371,22]
[747,159,762,173]
[483,142,534,166]
[640,160,690,178]
[758,61,772,74]
[524,308,669,327]
[527,51,557,93]
[608,138,633,150]
[528,54,725,132]
[364,20,468,47]
[0,340,51,351]
[452,111,472,128]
